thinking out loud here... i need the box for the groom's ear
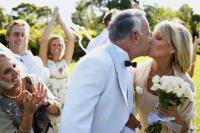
[129,31,138,42]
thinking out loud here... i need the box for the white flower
[151,83,160,91]
[152,75,160,84]
[135,86,143,94]
[152,75,194,99]
[176,87,185,97]
[160,77,171,92]
[182,82,195,101]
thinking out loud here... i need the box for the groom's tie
[124,60,137,68]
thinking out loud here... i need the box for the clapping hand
[22,91,41,115]
[52,7,59,18]
[52,7,59,24]
[32,80,47,101]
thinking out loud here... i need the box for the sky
[0,0,199,25]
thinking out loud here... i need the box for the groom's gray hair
[109,9,146,42]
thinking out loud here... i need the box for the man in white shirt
[5,19,50,83]
[86,9,118,52]
[60,9,151,133]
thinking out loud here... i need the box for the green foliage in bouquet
[159,90,182,109]
[145,123,162,133]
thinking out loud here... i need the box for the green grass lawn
[193,55,200,132]
[69,55,200,131]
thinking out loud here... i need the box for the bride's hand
[157,101,184,123]
[157,101,177,117]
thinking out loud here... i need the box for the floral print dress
[47,59,69,109]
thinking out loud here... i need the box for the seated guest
[0,51,60,133]
[5,19,50,83]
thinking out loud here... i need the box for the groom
[60,9,151,133]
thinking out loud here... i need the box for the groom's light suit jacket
[60,43,134,133]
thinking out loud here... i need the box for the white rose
[160,79,170,91]
[169,79,181,94]
[152,75,160,84]
[182,83,195,101]
[177,87,184,97]
[160,76,182,94]
[135,86,143,94]
[151,83,160,91]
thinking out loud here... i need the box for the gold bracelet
[19,126,30,133]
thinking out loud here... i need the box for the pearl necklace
[3,85,23,99]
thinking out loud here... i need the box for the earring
[170,49,175,55]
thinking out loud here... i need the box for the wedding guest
[86,8,119,52]
[6,19,50,83]
[40,7,75,109]
[134,20,196,133]
[188,34,200,77]
[39,7,75,131]
[131,0,140,9]
[0,51,60,133]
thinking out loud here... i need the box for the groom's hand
[125,113,142,130]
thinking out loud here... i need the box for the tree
[71,0,104,60]
[12,3,51,26]
[177,4,193,32]
[0,7,12,29]
[95,0,131,10]
[144,4,177,28]
[177,4,200,36]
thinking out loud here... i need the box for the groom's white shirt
[59,43,134,133]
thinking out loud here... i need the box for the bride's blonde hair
[154,21,193,73]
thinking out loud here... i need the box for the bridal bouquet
[145,75,195,133]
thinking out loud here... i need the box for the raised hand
[57,12,64,25]
[193,34,200,48]
[52,6,59,18]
